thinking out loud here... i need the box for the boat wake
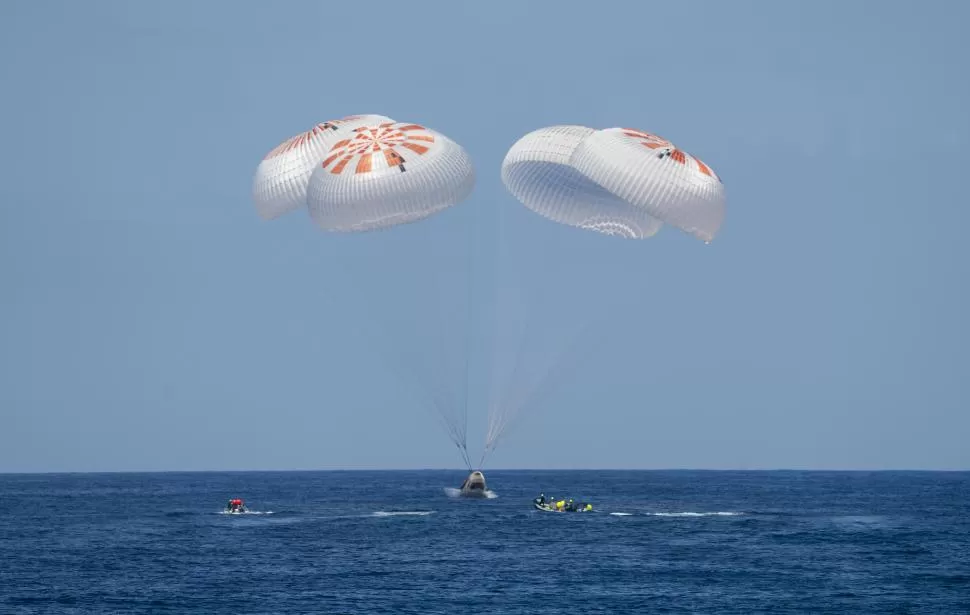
[650,511,742,517]
[218,510,275,516]
[442,487,498,499]
[603,511,744,517]
[372,511,435,517]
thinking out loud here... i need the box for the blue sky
[1,0,967,472]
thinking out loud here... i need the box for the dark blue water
[1,471,968,613]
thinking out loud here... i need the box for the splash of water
[442,487,498,499]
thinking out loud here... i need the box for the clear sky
[1,0,967,473]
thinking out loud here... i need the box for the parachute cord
[459,443,472,471]
[351,269,464,459]
[485,296,535,453]
[483,194,511,458]
[485,261,613,456]
[419,216,471,467]
[337,226,476,470]
[451,215,474,464]
[484,295,527,452]
[459,205,474,472]
[429,391,464,452]
[487,316,602,454]
[412,328,468,464]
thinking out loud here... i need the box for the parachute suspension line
[396,325,465,456]
[434,378,470,471]
[348,283,469,467]
[458,206,475,469]
[492,293,620,456]
[483,298,534,458]
[482,253,609,462]
[358,230,469,465]
[422,216,472,465]
[431,327,469,460]
[490,320,592,451]
[457,439,472,472]
[256,116,479,470]
[425,379,468,467]
[489,248,553,459]
[495,309,558,445]
[481,197,540,467]
[481,196,516,467]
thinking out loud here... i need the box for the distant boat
[225,498,248,514]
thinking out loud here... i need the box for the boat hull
[533,501,592,513]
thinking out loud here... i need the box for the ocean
[1,470,968,613]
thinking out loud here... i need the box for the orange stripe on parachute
[623,129,670,143]
[624,128,718,181]
[321,152,341,169]
[331,156,352,174]
[264,132,306,160]
[694,157,714,178]
[400,142,430,155]
[355,153,373,174]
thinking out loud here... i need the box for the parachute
[501,125,663,240]
[252,114,394,220]
[306,121,475,233]
[251,116,724,472]
[253,114,475,232]
[501,125,725,242]
[479,124,726,463]
[252,113,477,469]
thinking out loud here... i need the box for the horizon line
[2,467,968,476]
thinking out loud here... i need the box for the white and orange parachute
[307,121,475,233]
[501,125,725,242]
[253,114,475,231]
[253,114,394,220]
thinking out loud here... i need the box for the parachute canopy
[253,114,394,220]
[252,113,478,465]
[253,115,475,233]
[501,125,725,242]
[306,121,475,233]
[501,125,662,240]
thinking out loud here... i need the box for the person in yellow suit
[556,500,565,511]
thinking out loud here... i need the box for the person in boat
[227,498,245,513]
[534,493,547,506]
